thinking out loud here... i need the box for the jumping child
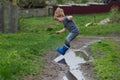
[54,7,79,55]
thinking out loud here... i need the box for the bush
[80,0,88,3]
[18,0,47,8]
[109,6,120,22]
[56,0,89,4]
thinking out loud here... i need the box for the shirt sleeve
[63,16,68,27]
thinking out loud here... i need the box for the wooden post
[0,2,4,33]
[7,1,19,33]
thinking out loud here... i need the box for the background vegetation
[16,0,101,8]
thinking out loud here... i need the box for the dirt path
[23,35,120,80]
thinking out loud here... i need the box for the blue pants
[65,32,79,47]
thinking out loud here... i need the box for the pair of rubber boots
[56,44,69,55]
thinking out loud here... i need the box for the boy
[54,7,79,55]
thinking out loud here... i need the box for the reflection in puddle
[63,76,69,80]
[75,51,89,61]
[65,71,77,80]
[58,59,66,65]
[64,49,86,69]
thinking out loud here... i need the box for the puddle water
[75,51,89,61]
[54,40,101,80]
[66,71,77,80]
[58,59,66,65]
[64,49,86,69]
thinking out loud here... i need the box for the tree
[0,0,19,33]
[7,0,19,33]
[18,0,47,8]
[0,0,4,32]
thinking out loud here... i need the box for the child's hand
[56,31,60,34]
[56,28,66,34]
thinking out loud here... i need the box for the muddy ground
[24,34,120,80]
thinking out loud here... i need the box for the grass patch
[0,33,45,80]
[90,39,120,80]
[73,13,120,36]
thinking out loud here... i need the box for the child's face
[54,7,65,22]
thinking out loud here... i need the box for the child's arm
[67,16,73,20]
[56,28,66,34]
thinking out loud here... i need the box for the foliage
[56,0,65,4]
[0,0,19,6]
[12,0,19,6]
[17,0,47,8]
[109,6,120,22]
[56,0,89,4]
[79,0,88,3]
[90,40,120,80]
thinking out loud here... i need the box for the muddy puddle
[54,39,101,80]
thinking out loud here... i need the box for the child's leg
[65,32,79,47]
[56,44,69,55]
[56,32,79,55]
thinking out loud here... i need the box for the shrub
[18,0,47,8]
[109,6,120,22]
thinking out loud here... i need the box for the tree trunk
[7,1,19,33]
[0,2,4,33]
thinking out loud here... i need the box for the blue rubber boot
[56,44,69,55]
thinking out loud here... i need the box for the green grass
[0,33,45,80]
[0,16,66,80]
[0,32,65,80]
[0,12,120,80]
[90,40,120,80]
[73,13,120,36]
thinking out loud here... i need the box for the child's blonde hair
[54,7,65,19]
